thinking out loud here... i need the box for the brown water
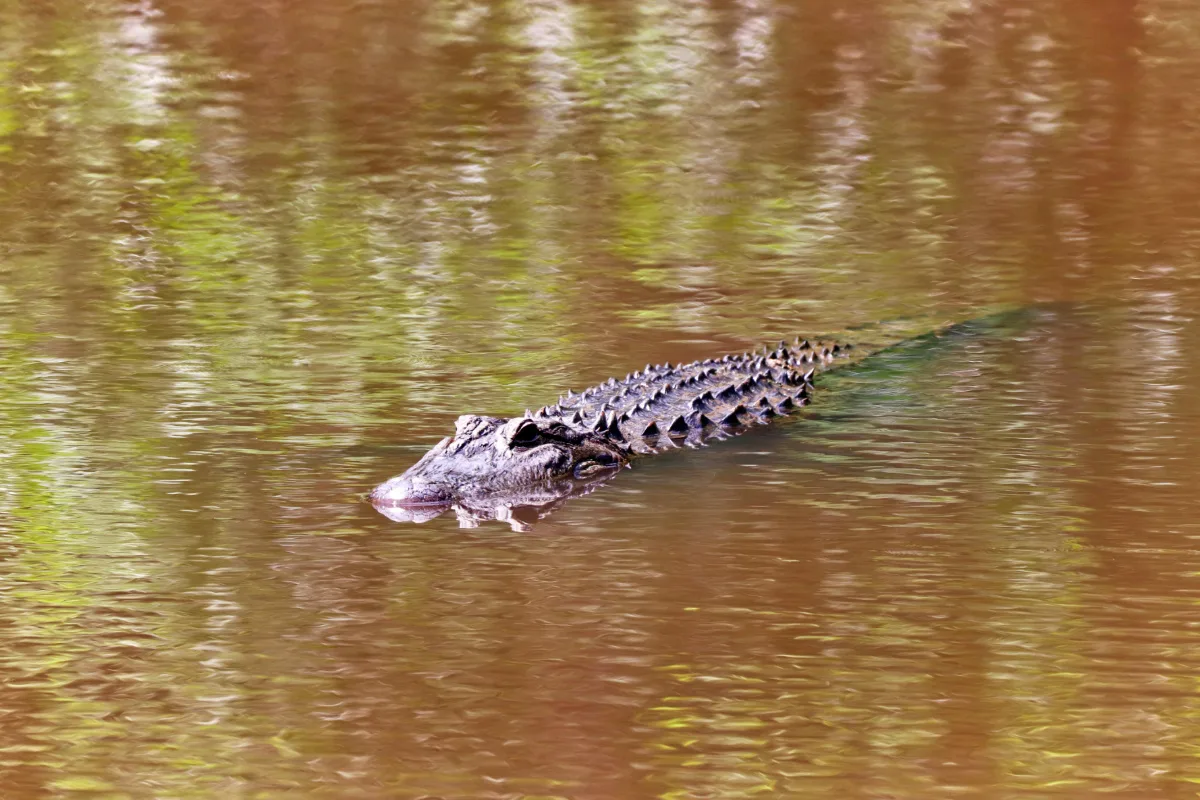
[3,1,1200,797]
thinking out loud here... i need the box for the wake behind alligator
[370,311,1022,530]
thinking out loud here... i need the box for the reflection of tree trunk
[1060,0,1142,274]
[1059,0,1146,564]
[773,1,879,167]
[0,615,54,797]
[1064,0,1142,175]
[944,0,1143,298]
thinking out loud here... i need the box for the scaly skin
[369,336,854,521]
[549,337,851,450]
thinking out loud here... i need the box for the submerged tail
[822,303,1051,365]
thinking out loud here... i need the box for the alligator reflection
[370,470,622,532]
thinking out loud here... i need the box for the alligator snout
[369,474,453,507]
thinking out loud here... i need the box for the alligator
[371,334,866,529]
[369,308,1056,529]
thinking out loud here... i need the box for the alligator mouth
[369,489,454,523]
[370,500,452,524]
[371,496,451,509]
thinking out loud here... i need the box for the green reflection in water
[3,0,1200,797]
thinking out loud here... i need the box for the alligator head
[369,414,629,519]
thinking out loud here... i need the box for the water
[3,1,1200,797]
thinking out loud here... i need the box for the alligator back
[539,337,854,452]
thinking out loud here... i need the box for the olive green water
[3,1,1200,798]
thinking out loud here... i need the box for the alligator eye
[509,419,542,447]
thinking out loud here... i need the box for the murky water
[3,1,1200,797]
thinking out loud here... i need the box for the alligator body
[371,336,857,528]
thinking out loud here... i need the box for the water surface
[3,1,1200,797]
